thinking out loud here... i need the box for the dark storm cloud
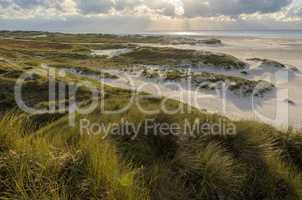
[183,0,293,17]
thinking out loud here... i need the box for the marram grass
[1,112,302,200]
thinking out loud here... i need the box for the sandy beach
[98,36,302,130]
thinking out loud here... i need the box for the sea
[141,30,302,39]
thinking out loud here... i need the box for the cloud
[71,0,295,19]
[75,0,113,14]
[0,0,12,8]
[11,0,49,8]
[144,0,176,16]
[74,0,176,16]
[287,5,302,17]
[182,0,293,17]
[0,0,65,10]
[0,0,75,16]
[0,0,295,18]
[0,0,301,32]
[0,0,45,9]
[0,14,151,33]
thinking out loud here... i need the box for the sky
[0,0,302,33]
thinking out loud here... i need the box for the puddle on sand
[91,49,132,58]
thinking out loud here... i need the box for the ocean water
[143,30,302,39]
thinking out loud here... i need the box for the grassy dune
[0,33,245,70]
[1,107,302,199]
[120,47,246,69]
[1,32,302,200]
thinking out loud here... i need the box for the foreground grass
[1,107,302,200]
[0,114,149,200]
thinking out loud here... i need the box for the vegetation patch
[142,68,274,96]
[120,47,246,70]
[248,58,286,69]
[49,64,119,79]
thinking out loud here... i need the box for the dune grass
[1,31,302,200]
[0,72,302,200]
[1,109,302,200]
[119,47,246,69]
[0,114,149,200]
